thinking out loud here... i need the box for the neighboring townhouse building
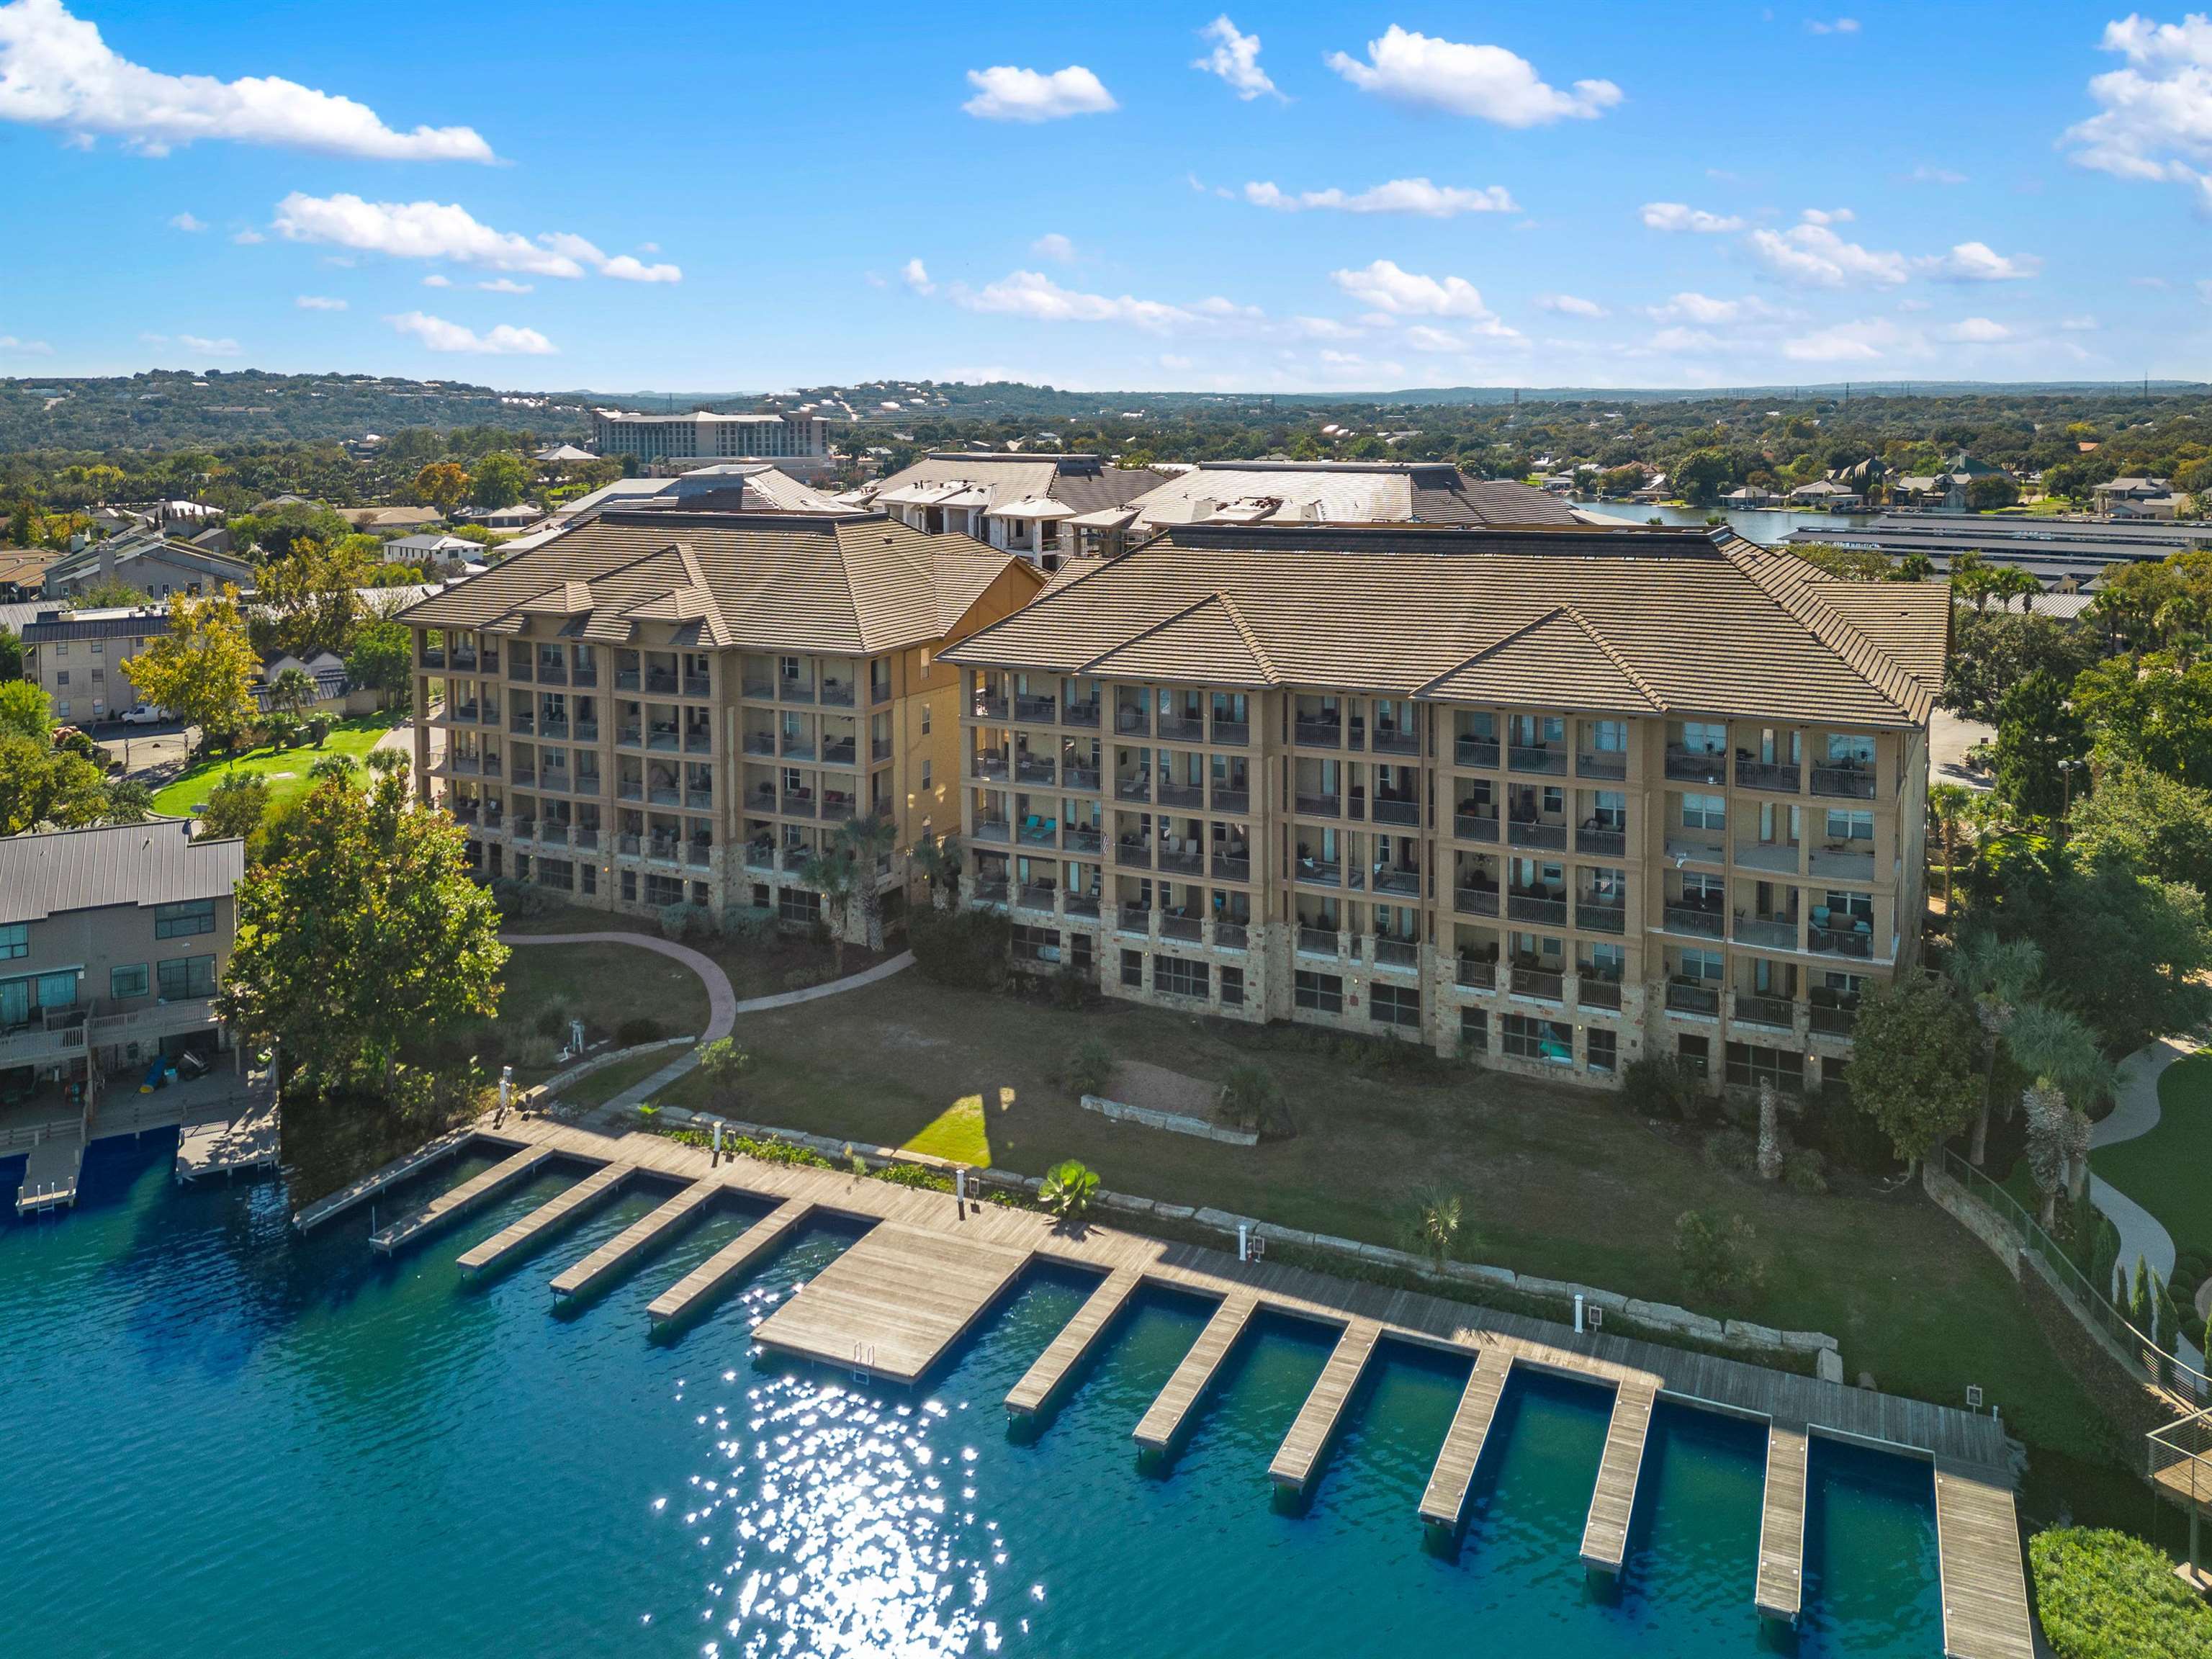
[943,523,1947,1097]
[19,605,168,724]
[41,528,253,601]
[866,454,1173,569]
[397,510,1046,928]
[0,549,58,599]
[590,410,832,476]
[0,819,243,1101]
[336,506,448,534]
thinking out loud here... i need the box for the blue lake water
[0,1132,1946,1655]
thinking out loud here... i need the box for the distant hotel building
[590,409,833,475]
[943,522,1947,1095]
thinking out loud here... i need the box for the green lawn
[652,971,2108,1462]
[433,940,712,1085]
[561,1048,678,1108]
[2095,1054,2212,1266]
[148,713,403,818]
[498,899,890,1001]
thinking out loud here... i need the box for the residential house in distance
[2094,476,2180,518]
[19,605,168,724]
[863,453,1172,569]
[1785,480,1863,512]
[336,505,447,534]
[943,523,1946,1096]
[1889,454,2009,511]
[397,511,1045,929]
[0,819,243,1110]
[590,409,834,477]
[0,548,57,601]
[385,532,482,566]
[42,527,253,602]
[1723,486,1783,509]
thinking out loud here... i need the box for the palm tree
[799,846,858,974]
[1943,929,2043,1164]
[1927,783,1973,918]
[835,814,899,951]
[1415,1192,1463,1270]
[268,665,318,721]
[2008,1003,2114,1228]
[907,831,961,910]
[308,752,359,785]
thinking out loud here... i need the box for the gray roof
[0,820,243,925]
[21,606,169,644]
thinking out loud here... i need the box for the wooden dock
[15,1131,82,1215]
[457,1162,635,1274]
[548,1178,719,1300]
[1006,1266,1143,1418]
[647,1197,813,1326]
[1581,1380,1658,1572]
[752,1220,1031,1383]
[1755,1426,1809,1623]
[174,1094,281,1183]
[1419,1353,1514,1527]
[1933,1457,2036,1659]
[369,1145,554,1254]
[1269,1318,1382,1491]
[295,1127,476,1231]
[1133,1293,1258,1453]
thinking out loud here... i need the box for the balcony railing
[968,819,1010,845]
[1811,924,1874,958]
[1211,719,1249,747]
[820,680,855,709]
[1158,713,1202,742]
[647,727,680,752]
[1374,866,1421,897]
[1064,700,1100,728]
[616,667,642,691]
[1114,706,1151,737]
[1578,978,1623,1012]
[1575,825,1627,858]
[1372,796,1421,827]
[1211,786,1250,815]
[1215,921,1249,951]
[420,646,446,670]
[1735,760,1802,793]
[1018,881,1057,913]
[1454,811,1500,842]
[1114,840,1151,870]
[1455,884,1501,917]
[1575,901,1627,935]
[1296,925,1339,958]
[1017,819,1056,848]
[1511,967,1565,1002]
[509,710,534,736]
[1296,858,1341,888]
[1159,781,1203,810]
[781,791,818,817]
[1455,736,1501,768]
[974,878,1010,906]
[824,740,858,767]
[1577,752,1628,781]
[781,676,817,704]
[1372,727,1420,756]
[1015,755,1054,784]
[1811,765,1877,801]
[1664,747,1728,785]
[685,787,712,811]
[1506,891,1567,925]
[741,677,771,699]
[1663,904,1726,938]
[743,732,776,757]
[1371,937,1420,971]
[1457,957,1497,990]
[1809,999,1858,1036]
[1666,979,1721,1016]
[571,664,598,687]
[1114,775,1151,804]
[1295,792,1340,818]
[1118,904,1152,935]
[1508,818,1568,851]
[1064,825,1102,855]
[1293,719,1341,748]
[1735,915,1799,950]
[1015,695,1058,723]
[1159,848,1204,877]
[1211,853,1251,883]
[1509,745,1566,775]
[1065,891,1101,919]
[508,657,532,683]
[1733,992,1796,1029]
[743,842,777,871]
[1161,913,1202,943]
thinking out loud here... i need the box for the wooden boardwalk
[1755,1426,1809,1623]
[1933,1457,2036,1659]
[752,1220,1031,1384]
[647,1197,813,1327]
[369,1146,554,1254]
[1269,1319,1382,1491]
[1133,1293,1258,1453]
[457,1162,634,1274]
[295,1127,477,1231]
[1419,1353,1512,1527]
[1005,1266,1142,1418]
[1581,1380,1658,1571]
[548,1178,718,1299]
[174,1095,280,1183]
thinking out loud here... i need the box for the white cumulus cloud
[1940,316,2012,342]
[1537,293,1608,317]
[271,194,680,282]
[1644,291,1786,324]
[1243,177,1516,216]
[1806,17,1861,34]
[961,64,1116,122]
[2067,13,2212,197]
[1782,318,1905,361]
[1325,26,1621,125]
[1328,259,1515,333]
[900,257,934,294]
[476,277,533,294]
[176,334,238,356]
[1639,201,1743,233]
[294,295,346,310]
[0,0,494,160]
[1030,233,1077,263]
[386,310,554,355]
[952,270,1197,331]
[0,335,54,354]
[1403,325,1465,351]
[1925,240,2041,281]
[168,211,204,232]
[1747,214,1910,287]
[1192,15,1280,100]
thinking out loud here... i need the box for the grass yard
[437,940,712,1084]
[2094,1053,2212,1266]
[149,712,403,818]
[652,972,2108,1462]
[498,899,892,1002]
[560,1048,677,1108]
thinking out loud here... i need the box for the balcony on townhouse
[1575,877,1628,935]
[1210,842,1252,883]
[1576,968,1624,1012]
[1453,860,1501,917]
[1733,894,1802,950]
[1509,960,1565,1003]
[1733,989,1797,1031]
[1371,773,1421,828]
[1297,922,1341,958]
[1210,696,1249,747]
[1811,759,1878,801]
[1456,952,1498,990]
[1453,796,1501,843]
[1734,753,1802,793]
[1372,854,1422,899]
[1157,765,1204,811]
[1113,690,1151,737]
[1665,977,1721,1017]
[1293,696,1344,749]
[1735,832,1802,876]
[1157,696,1204,743]
[1014,686,1057,724]
[1664,732,1729,786]
[1370,701,1419,757]
[1064,820,1103,856]
[1506,882,1566,927]
[971,744,1010,783]
[1370,935,1421,972]
[1112,831,1151,871]
[780,660,817,703]
[1809,988,1860,1036]
[1062,680,1102,727]
[1062,748,1102,793]
[1112,758,1151,803]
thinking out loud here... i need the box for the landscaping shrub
[1218,1062,1295,1138]
[719,904,775,945]
[1782,1147,1830,1195]
[1049,963,1092,1010]
[1798,1079,1899,1176]
[616,1015,666,1046]
[1701,1127,1756,1174]
[2030,1527,2212,1659]
[696,1038,750,1101]
[532,1007,569,1040]
[1674,1209,1766,1307]
[1066,1038,1115,1100]
[1039,1159,1099,1220]
[1246,1022,1453,1082]
[490,878,556,919]
[1622,1054,1703,1121]
[908,909,1011,990]
[657,902,712,943]
[873,1161,954,1192]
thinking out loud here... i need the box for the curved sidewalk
[498,931,912,1118]
[2090,1036,2199,1304]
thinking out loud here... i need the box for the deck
[1004,1265,1142,1417]
[368,1146,554,1254]
[457,1162,634,1273]
[647,1197,813,1326]
[174,1094,281,1183]
[1755,1426,1809,1622]
[548,1179,719,1299]
[1419,1353,1512,1527]
[1133,1293,1258,1452]
[1581,1380,1658,1572]
[1268,1318,1382,1491]
[1933,1457,2036,1659]
[293,1126,477,1231]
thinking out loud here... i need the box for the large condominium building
[397,511,1044,926]
[590,410,833,473]
[866,453,1173,569]
[943,523,1948,1095]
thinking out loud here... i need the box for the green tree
[102,776,152,824]
[907,831,961,909]
[411,462,470,514]
[1038,1159,1099,1220]
[216,765,507,1092]
[0,734,110,833]
[1928,782,1974,915]
[1942,929,2043,1165]
[199,773,269,841]
[256,537,367,660]
[123,586,259,748]
[2067,762,2212,896]
[2074,653,2212,788]
[1792,541,1892,581]
[0,625,20,680]
[64,577,156,611]
[1991,670,2088,819]
[1847,969,1982,1171]
[799,845,858,973]
[1965,474,2020,511]
[346,618,414,711]
[0,679,50,741]
[2008,1003,2112,1226]
[835,813,899,952]
[266,665,319,721]
[1939,608,2096,723]
[1671,446,1735,504]
[1673,1210,1766,1307]
[469,451,529,510]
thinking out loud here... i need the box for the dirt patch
[1113,1058,1220,1122]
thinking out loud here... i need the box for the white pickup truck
[117,703,172,726]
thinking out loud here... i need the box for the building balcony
[971,752,1010,782]
[1293,719,1341,748]
[1114,840,1151,870]
[740,676,772,699]
[1295,791,1340,819]
[822,793,856,823]
[1159,781,1203,810]
[1578,978,1623,1012]
[1810,924,1874,958]
[1211,853,1251,883]
[1065,891,1101,920]
[1575,901,1627,935]
[820,680,855,709]
[574,719,599,742]
[645,727,680,752]
[1013,695,1057,723]
[539,822,570,846]
[1663,904,1725,938]
[419,647,446,670]
[509,711,534,736]
[1017,819,1057,848]
[1735,915,1799,950]
[1372,727,1420,757]
[1809,999,1858,1037]
[1114,707,1151,737]
[507,658,533,683]
[1157,713,1202,742]
[1733,992,1797,1030]
[1114,775,1151,804]
[1735,760,1801,793]
[1064,699,1100,728]
[1664,836,1726,868]
[540,716,571,741]
[539,771,572,796]
[1735,840,1801,876]
[1296,858,1341,889]
[1064,764,1101,793]
[1371,937,1420,972]
[743,841,776,871]
[538,662,570,686]
[1211,719,1249,747]
[510,766,537,788]
[1455,736,1501,769]
[1064,825,1102,855]
[871,738,893,764]
[446,703,480,726]
[823,739,858,768]
[616,668,643,691]
[1161,913,1202,943]
[1296,925,1340,958]
[1508,818,1568,851]
[1211,785,1249,815]
[1665,980,1721,1017]
[974,878,1010,907]
[1017,881,1057,913]
[1373,866,1421,898]
[743,733,777,757]
[1511,966,1565,1002]
[1215,921,1249,952]
[1456,957,1497,990]
[1811,765,1876,801]
[780,676,817,704]
[1372,796,1420,827]
[570,665,599,688]
[0,997,221,1068]
[1118,904,1152,935]
[574,828,601,852]
[781,791,818,818]
[1577,752,1628,781]
[1015,756,1054,785]
[1506,891,1567,925]
[1454,811,1501,843]
[1508,745,1566,775]
[1664,747,1728,786]
[1808,844,1877,881]
[1455,884,1501,917]
[1575,825,1627,858]
[685,787,712,811]
[618,780,644,802]
[1159,848,1204,878]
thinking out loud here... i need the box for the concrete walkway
[496,932,912,1121]
[2090,1037,2201,1326]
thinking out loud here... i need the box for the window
[1825,732,1875,767]
[1681,721,1727,755]
[1726,1041,1806,1093]
[1825,809,1874,842]
[1592,790,1627,830]
[0,924,24,960]
[778,889,822,926]
[921,705,932,735]
[644,873,685,907]
[536,858,573,891]
[1677,1033,1710,1078]
[1460,1008,1489,1051]
[110,963,149,1000]
[1681,793,1725,832]
[54,670,68,687]
[1588,719,1627,753]
[155,899,216,939]
[1681,872,1725,907]
[1680,948,1725,983]
[1370,984,1421,1029]
[55,701,69,719]
[1295,970,1344,1015]
[1586,1028,1619,1074]
[1219,965,1245,1007]
[1154,955,1208,999]
[1012,924,1061,966]
[921,759,932,789]
[580,864,597,896]
[1120,948,1144,989]
[621,871,638,902]
[157,955,217,1000]
[1502,1014,1573,1064]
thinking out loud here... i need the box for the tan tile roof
[945,524,1941,729]
[1739,549,1953,695]
[397,511,1034,655]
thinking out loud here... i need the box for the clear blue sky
[3,0,2208,392]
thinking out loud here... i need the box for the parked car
[117,703,172,726]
